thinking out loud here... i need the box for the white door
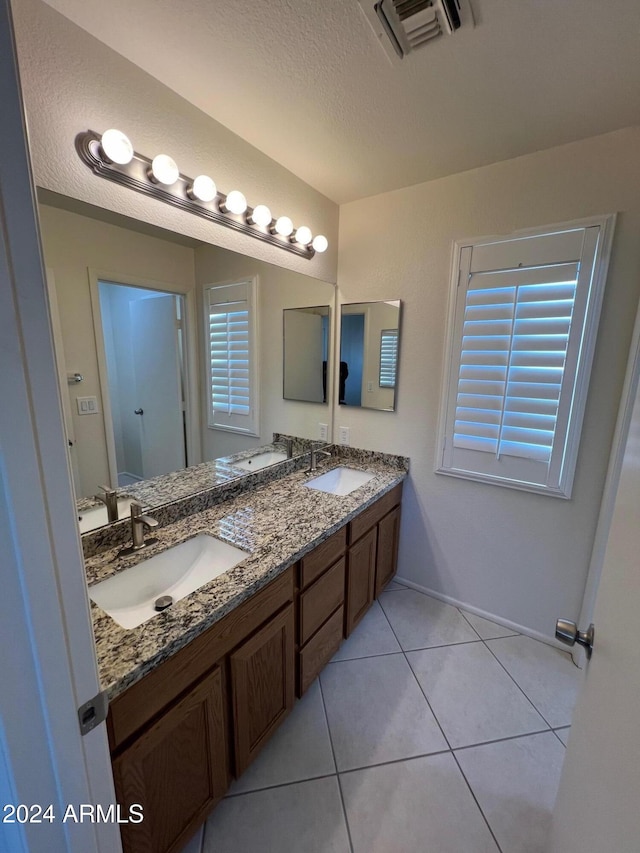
[0,4,120,851]
[130,294,185,478]
[45,268,82,494]
[548,320,640,852]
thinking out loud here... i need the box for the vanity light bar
[75,130,329,259]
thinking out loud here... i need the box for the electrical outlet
[339,426,350,446]
[319,423,328,441]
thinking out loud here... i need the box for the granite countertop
[87,455,407,700]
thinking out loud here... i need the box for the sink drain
[154,595,174,612]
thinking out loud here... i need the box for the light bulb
[150,154,179,186]
[248,204,272,227]
[100,129,133,165]
[312,235,328,253]
[274,216,294,237]
[189,175,217,202]
[220,190,247,215]
[295,226,313,246]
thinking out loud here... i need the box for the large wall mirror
[339,300,401,411]
[283,306,330,403]
[38,191,336,524]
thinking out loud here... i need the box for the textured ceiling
[41,0,640,204]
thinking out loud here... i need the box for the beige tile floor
[181,583,581,853]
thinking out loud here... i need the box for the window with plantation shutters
[438,218,614,497]
[379,329,399,388]
[205,279,259,435]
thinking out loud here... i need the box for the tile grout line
[223,771,340,799]
[456,607,518,642]
[451,751,504,853]
[317,676,355,853]
[331,636,485,665]
[377,595,505,853]
[479,636,559,731]
[457,607,558,728]
[551,728,568,747]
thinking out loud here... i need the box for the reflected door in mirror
[283,306,330,404]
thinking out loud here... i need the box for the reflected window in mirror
[205,278,259,435]
[283,305,330,404]
[339,300,401,412]
[379,329,399,389]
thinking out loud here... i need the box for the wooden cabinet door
[345,527,377,636]
[375,506,401,597]
[112,665,229,853]
[231,603,295,775]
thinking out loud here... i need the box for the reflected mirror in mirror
[339,300,401,411]
[38,191,336,527]
[283,306,330,403]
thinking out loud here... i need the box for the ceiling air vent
[357,0,474,63]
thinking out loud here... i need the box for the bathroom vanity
[84,450,406,853]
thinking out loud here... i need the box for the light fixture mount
[75,130,319,259]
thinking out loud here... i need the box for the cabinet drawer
[299,557,345,645]
[349,482,403,545]
[298,605,344,696]
[300,526,347,589]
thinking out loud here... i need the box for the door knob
[555,618,594,659]
[134,408,144,415]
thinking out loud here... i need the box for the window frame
[204,276,260,437]
[435,215,616,498]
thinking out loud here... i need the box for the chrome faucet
[95,484,119,523]
[120,501,159,554]
[276,437,294,458]
[308,445,332,472]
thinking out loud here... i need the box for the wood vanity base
[108,483,402,853]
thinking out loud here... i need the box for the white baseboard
[394,576,572,654]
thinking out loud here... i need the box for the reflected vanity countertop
[86,452,408,700]
[83,442,295,511]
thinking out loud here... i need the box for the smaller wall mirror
[283,306,330,403]
[339,300,401,411]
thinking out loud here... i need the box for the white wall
[13,0,339,284]
[195,245,336,459]
[38,204,195,496]
[336,127,640,637]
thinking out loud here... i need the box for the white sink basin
[234,451,288,471]
[78,498,136,534]
[305,467,375,496]
[88,534,249,629]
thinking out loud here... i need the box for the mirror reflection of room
[339,300,401,411]
[283,306,330,404]
[38,196,336,509]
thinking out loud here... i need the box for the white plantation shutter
[379,329,399,388]
[205,280,259,435]
[439,220,613,497]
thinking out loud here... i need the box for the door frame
[0,2,120,849]
[87,269,202,486]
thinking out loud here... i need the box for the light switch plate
[319,423,328,441]
[76,396,99,415]
[339,426,350,446]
